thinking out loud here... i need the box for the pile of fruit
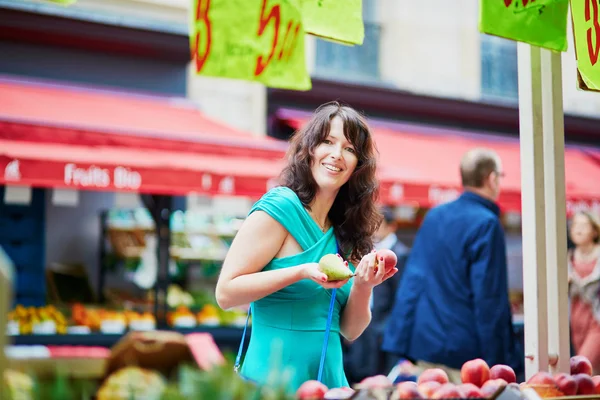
[166,304,248,328]
[295,355,600,399]
[7,305,68,335]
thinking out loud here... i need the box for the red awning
[283,117,600,213]
[0,78,288,197]
[0,77,287,160]
[0,139,284,197]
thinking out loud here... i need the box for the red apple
[418,368,450,385]
[554,373,578,396]
[432,383,462,399]
[571,355,593,376]
[457,383,485,398]
[573,373,596,395]
[374,249,398,273]
[393,381,423,400]
[527,371,556,386]
[481,379,508,398]
[360,374,393,389]
[592,376,600,394]
[490,364,516,384]
[461,358,490,387]
[297,380,328,400]
[324,387,354,400]
[418,381,442,398]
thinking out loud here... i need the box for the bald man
[382,148,523,382]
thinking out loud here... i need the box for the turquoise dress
[239,186,354,392]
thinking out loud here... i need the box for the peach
[527,371,556,386]
[554,373,577,396]
[431,383,462,400]
[457,383,485,398]
[481,379,508,398]
[418,368,450,385]
[418,381,442,398]
[296,380,328,399]
[360,374,393,389]
[571,355,593,376]
[592,376,600,394]
[489,364,516,384]
[461,358,490,388]
[573,373,596,395]
[374,249,398,274]
[393,381,423,399]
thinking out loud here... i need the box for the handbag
[233,243,342,383]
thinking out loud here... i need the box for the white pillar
[540,48,570,374]
[518,43,549,379]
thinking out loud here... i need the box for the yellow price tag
[300,0,364,45]
[479,0,569,52]
[571,0,600,91]
[190,0,311,91]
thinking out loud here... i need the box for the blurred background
[1,0,600,350]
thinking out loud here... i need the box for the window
[480,34,518,103]
[314,0,380,82]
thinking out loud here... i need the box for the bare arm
[215,211,347,310]
[340,252,398,341]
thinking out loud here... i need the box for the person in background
[344,207,410,382]
[568,211,600,374]
[382,148,523,383]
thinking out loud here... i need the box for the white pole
[540,48,570,374]
[518,43,549,379]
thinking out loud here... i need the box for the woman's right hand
[302,262,350,289]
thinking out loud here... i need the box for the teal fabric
[239,186,354,392]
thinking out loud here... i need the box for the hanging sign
[571,0,600,91]
[300,0,364,45]
[479,0,569,52]
[190,0,311,91]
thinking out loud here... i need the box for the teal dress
[239,186,354,392]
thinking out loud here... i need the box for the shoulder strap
[234,242,341,383]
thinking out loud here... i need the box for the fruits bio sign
[190,0,311,91]
[571,0,600,91]
[479,0,569,52]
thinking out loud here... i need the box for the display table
[9,326,249,352]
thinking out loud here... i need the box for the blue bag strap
[234,241,342,382]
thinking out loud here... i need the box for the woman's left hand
[352,250,398,289]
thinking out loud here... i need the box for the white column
[540,48,570,374]
[518,43,549,379]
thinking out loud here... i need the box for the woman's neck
[577,242,597,256]
[308,190,338,229]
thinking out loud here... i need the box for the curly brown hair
[279,101,382,263]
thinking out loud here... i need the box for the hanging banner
[189,0,311,91]
[571,0,600,91]
[479,0,569,52]
[300,0,364,45]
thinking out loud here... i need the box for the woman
[215,102,398,391]
[568,211,600,374]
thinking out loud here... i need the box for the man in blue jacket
[382,148,523,382]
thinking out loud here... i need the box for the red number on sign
[504,0,513,6]
[255,0,281,76]
[193,0,212,72]
[278,21,301,61]
[585,0,600,66]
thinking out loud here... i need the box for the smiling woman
[214,101,398,393]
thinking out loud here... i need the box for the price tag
[571,0,600,91]
[479,0,569,52]
[45,0,77,5]
[190,0,311,91]
[300,0,364,45]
